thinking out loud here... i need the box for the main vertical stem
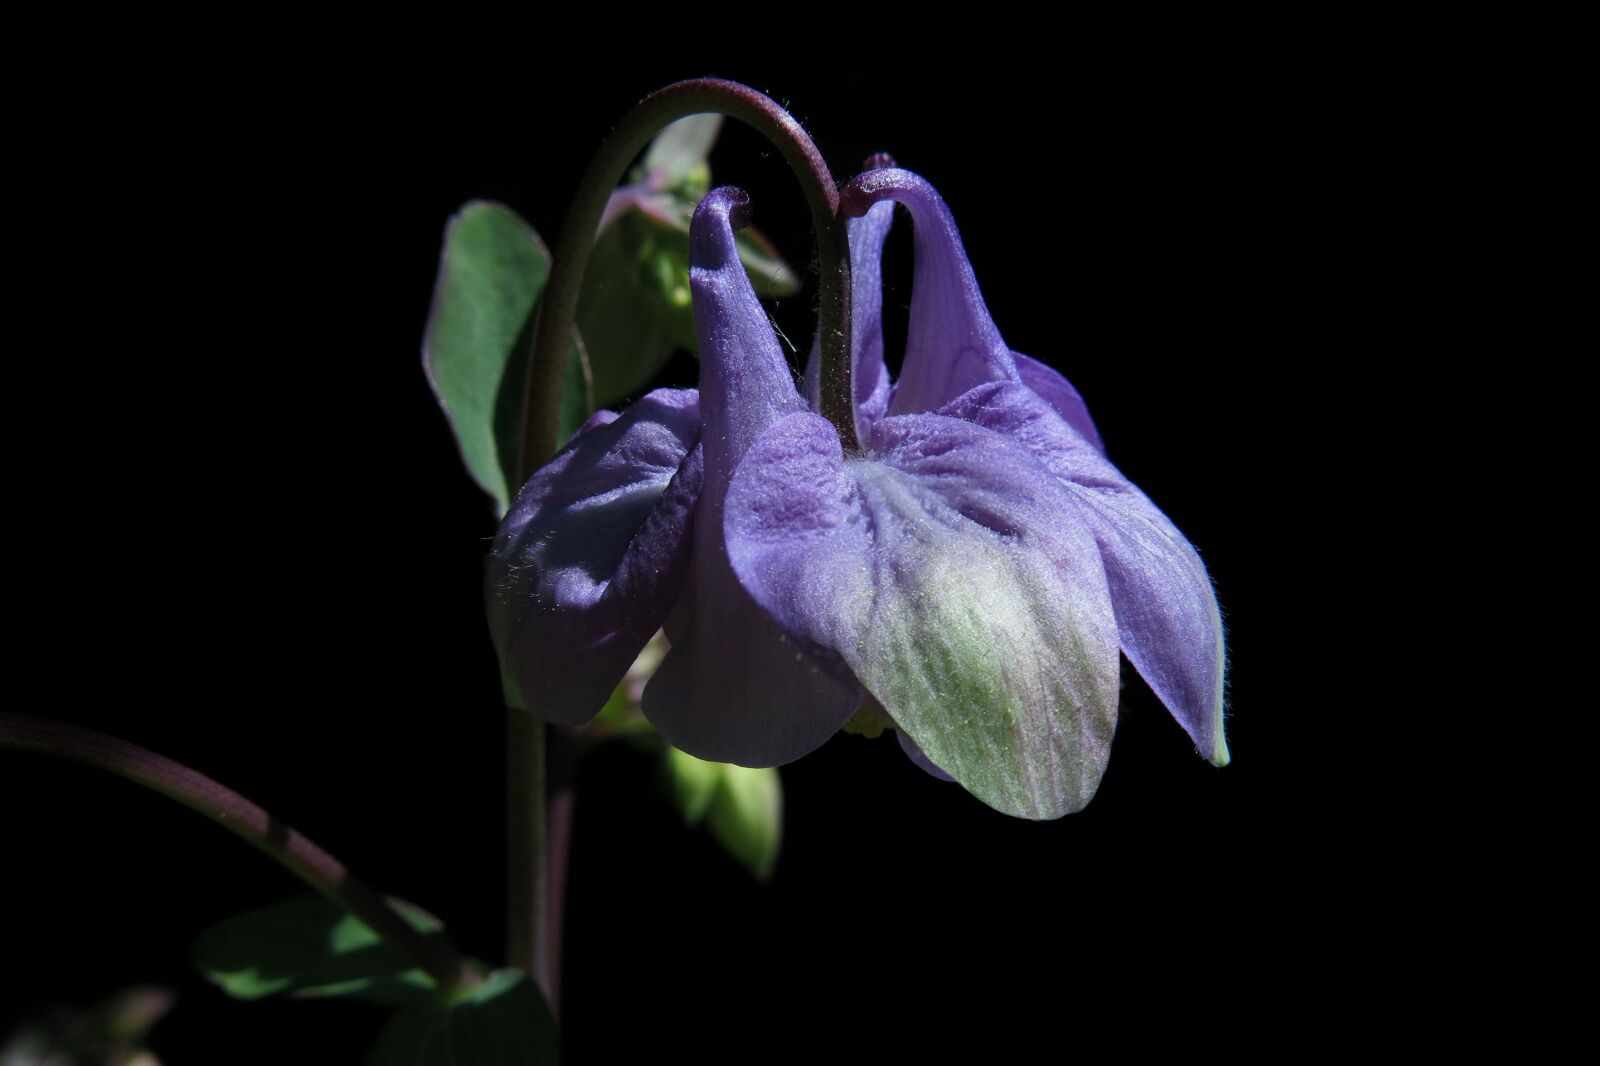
[505,711,547,989]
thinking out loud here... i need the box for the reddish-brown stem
[0,713,479,997]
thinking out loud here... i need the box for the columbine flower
[487,170,1226,818]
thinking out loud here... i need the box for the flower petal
[688,187,808,478]
[842,168,1019,415]
[642,187,861,764]
[487,388,702,723]
[897,729,956,783]
[644,530,862,765]
[940,382,1228,764]
[804,198,896,439]
[725,411,1121,819]
[1013,353,1105,455]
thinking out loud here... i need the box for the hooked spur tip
[840,166,917,219]
[700,185,753,231]
[863,151,897,171]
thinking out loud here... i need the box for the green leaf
[579,210,687,407]
[662,748,783,880]
[706,763,783,881]
[580,205,797,407]
[641,114,722,194]
[193,896,447,1006]
[424,200,592,512]
[664,744,720,824]
[366,969,557,1066]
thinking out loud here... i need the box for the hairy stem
[0,713,478,997]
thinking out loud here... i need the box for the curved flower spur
[488,170,1227,819]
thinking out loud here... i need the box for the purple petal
[939,382,1227,765]
[1013,353,1105,455]
[725,411,1121,819]
[642,187,860,764]
[487,389,701,723]
[804,199,896,439]
[896,729,956,783]
[643,520,861,765]
[568,407,619,442]
[842,168,1018,416]
[689,187,807,481]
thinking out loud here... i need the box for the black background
[4,44,1363,1061]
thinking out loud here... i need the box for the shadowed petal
[643,187,861,764]
[488,389,702,723]
[842,168,1018,415]
[725,411,1120,819]
[644,523,862,765]
[940,382,1227,764]
[804,199,897,439]
[1013,353,1104,455]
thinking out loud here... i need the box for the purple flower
[487,170,1226,818]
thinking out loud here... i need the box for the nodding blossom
[487,169,1226,819]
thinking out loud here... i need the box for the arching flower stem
[517,77,855,485]
[0,713,480,998]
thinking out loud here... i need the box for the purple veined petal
[1013,353,1105,455]
[725,410,1121,819]
[487,389,702,724]
[842,168,1019,417]
[804,198,897,440]
[939,381,1228,765]
[642,187,861,765]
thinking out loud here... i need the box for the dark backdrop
[4,48,1352,1061]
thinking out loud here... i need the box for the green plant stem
[504,710,547,986]
[513,76,854,489]
[0,712,479,998]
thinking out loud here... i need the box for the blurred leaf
[424,200,592,512]
[581,206,796,407]
[0,985,173,1066]
[579,211,686,406]
[662,748,783,880]
[735,226,799,299]
[664,745,720,825]
[641,115,722,194]
[193,896,447,1006]
[706,763,783,880]
[366,970,557,1066]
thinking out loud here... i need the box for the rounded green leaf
[424,200,592,512]
[192,895,446,1005]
